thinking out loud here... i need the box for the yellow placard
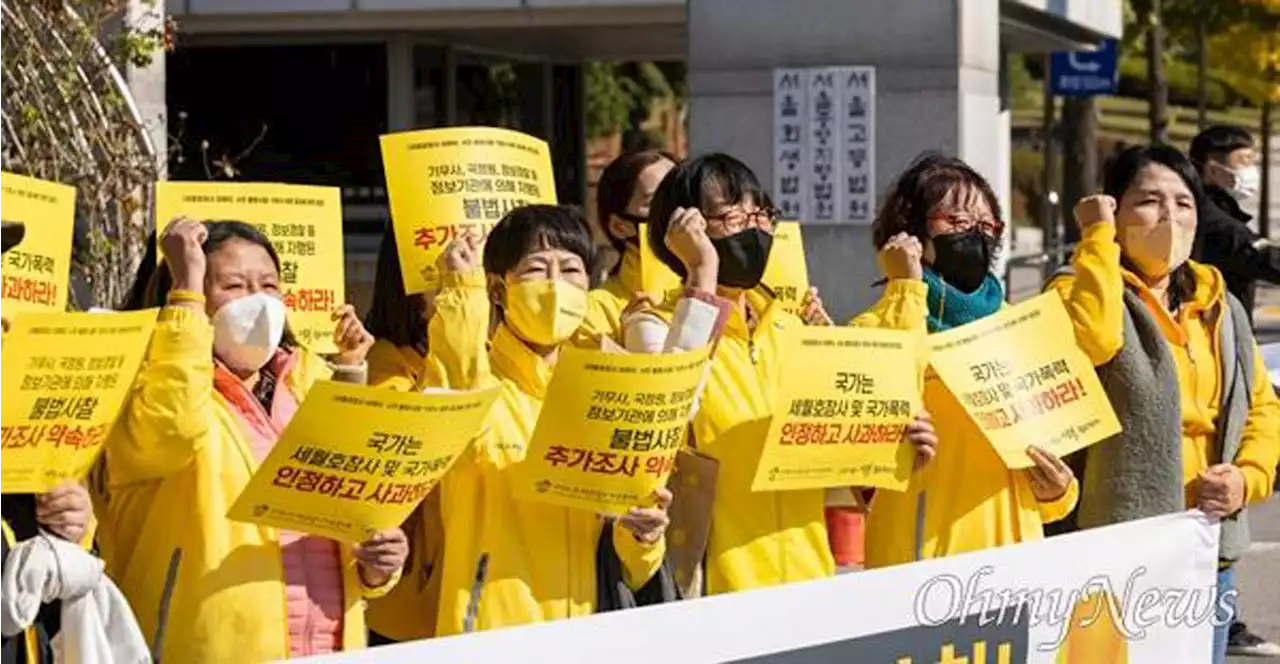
[761,221,809,315]
[637,222,684,299]
[928,292,1122,468]
[512,345,713,515]
[752,325,922,492]
[1,172,76,314]
[380,127,556,293]
[1,310,159,493]
[155,182,346,354]
[228,381,500,542]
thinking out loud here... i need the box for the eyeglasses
[928,213,1005,237]
[704,207,777,234]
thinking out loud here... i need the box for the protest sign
[1,172,76,313]
[381,126,556,293]
[155,182,346,353]
[309,511,1217,664]
[1,310,159,493]
[512,345,712,515]
[228,381,499,543]
[637,222,683,300]
[753,325,921,492]
[928,293,1121,468]
[760,221,809,315]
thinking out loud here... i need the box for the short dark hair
[1189,125,1253,171]
[597,149,677,272]
[363,226,427,351]
[483,204,597,278]
[872,152,1003,249]
[646,153,771,278]
[1103,144,1203,306]
[145,220,298,347]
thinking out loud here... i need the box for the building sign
[773,66,876,225]
[1050,39,1119,97]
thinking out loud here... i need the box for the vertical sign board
[772,67,876,225]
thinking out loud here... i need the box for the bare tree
[1,0,170,309]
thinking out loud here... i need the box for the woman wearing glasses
[862,153,1079,569]
[645,153,939,594]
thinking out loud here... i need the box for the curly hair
[872,152,1002,249]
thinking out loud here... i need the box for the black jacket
[1194,186,1280,321]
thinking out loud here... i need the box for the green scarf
[922,268,1005,332]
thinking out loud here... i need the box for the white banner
[308,512,1220,663]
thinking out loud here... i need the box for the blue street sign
[1050,39,1119,97]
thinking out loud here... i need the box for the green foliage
[584,61,682,140]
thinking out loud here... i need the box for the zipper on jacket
[463,553,490,633]
[152,548,183,663]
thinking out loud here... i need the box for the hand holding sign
[617,487,672,545]
[34,481,91,543]
[355,527,409,588]
[799,287,834,326]
[906,411,938,470]
[1024,445,1074,502]
[332,304,375,366]
[1073,194,1116,231]
[878,232,924,282]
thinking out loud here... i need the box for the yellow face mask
[504,278,588,347]
[1121,220,1194,280]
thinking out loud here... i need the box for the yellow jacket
[100,306,392,663]
[364,276,496,641]
[428,273,665,636]
[694,280,928,593]
[1049,223,1280,509]
[583,254,641,343]
[365,339,427,393]
[863,280,1080,569]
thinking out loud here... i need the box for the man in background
[1190,124,1280,660]
[1190,125,1280,324]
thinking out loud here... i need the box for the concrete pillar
[688,0,1005,320]
[386,34,415,132]
[125,0,167,178]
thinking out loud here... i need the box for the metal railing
[1002,241,1078,301]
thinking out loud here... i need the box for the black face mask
[931,230,996,293]
[712,228,774,289]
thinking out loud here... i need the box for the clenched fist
[878,232,924,281]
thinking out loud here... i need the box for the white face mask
[212,292,286,373]
[1226,165,1260,202]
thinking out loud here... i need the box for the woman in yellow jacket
[360,227,446,646]
[583,149,677,338]
[426,205,672,636]
[1048,145,1279,664]
[101,219,408,662]
[644,153,939,595]
[862,153,1079,569]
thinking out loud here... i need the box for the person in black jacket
[1190,125,1280,324]
[1190,126,1280,658]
